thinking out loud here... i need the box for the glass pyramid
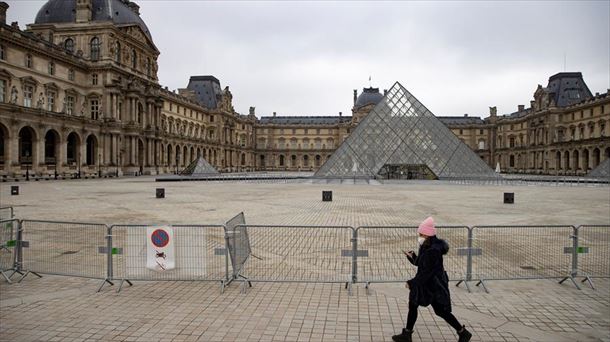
[179,157,219,176]
[314,82,498,180]
[587,158,610,179]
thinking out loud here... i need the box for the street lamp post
[54,160,58,180]
[98,153,101,178]
[175,154,179,174]
[77,154,81,179]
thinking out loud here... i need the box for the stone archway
[86,134,98,166]
[44,129,60,165]
[66,132,80,165]
[18,126,37,164]
[0,123,8,165]
[137,138,144,173]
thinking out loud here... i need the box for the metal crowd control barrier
[571,225,610,289]
[110,224,229,292]
[0,207,14,221]
[0,219,18,283]
[355,226,470,292]
[470,225,575,292]
[233,225,355,294]
[225,212,250,286]
[19,220,109,288]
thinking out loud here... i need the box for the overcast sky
[6,0,610,118]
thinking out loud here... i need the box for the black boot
[392,328,413,342]
[457,325,472,342]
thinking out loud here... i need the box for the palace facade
[0,0,608,178]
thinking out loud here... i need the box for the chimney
[273,112,276,117]
[530,100,536,109]
[76,0,92,23]
[249,107,255,115]
[339,112,342,117]
[463,114,468,117]
[595,92,599,97]
[0,2,8,26]
[127,2,141,15]
[384,89,388,96]
[518,104,525,112]
[353,90,357,105]
[489,106,497,117]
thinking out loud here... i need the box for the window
[459,129,463,135]
[92,73,98,85]
[25,54,33,68]
[479,129,484,135]
[304,129,308,134]
[509,155,515,167]
[90,99,99,120]
[509,137,515,148]
[210,115,214,123]
[131,49,137,69]
[478,140,485,150]
[46,91,55,111]
[65,95,75,115]
[579,127,584,139]
[23,86,33,107]
[292,129,296,134]
[48,62,55,75]
[118,102,122,121]
[0,79,5,103]
[115,42,121,63]
[64,38,74,53]
[146,58,151,77]
[90,37,100,61]
[68,69,75,81]
[0,45,5,60]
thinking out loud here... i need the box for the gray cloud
[7,0,609,118]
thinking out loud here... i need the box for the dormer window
[64,38,74,53]
[90,37,100,61]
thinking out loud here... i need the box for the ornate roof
[35,0,153,41]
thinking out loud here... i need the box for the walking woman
[392,217,472,342]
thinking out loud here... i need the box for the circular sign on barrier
[151,229,170,248]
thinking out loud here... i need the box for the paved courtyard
[0,177,609,341]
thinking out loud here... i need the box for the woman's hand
[403,250,415,258]
[405,282,410,289]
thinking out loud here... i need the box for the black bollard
[156,188,165,199]
[322,191,332,202]
[503,192,514,204]
[11,186,19,195]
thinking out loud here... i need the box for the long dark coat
[406,236,452,311]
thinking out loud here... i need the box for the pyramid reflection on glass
[314,82,498,180]
[179,157,219,176]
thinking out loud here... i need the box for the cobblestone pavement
[1,276,608,342]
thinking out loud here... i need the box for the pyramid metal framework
[587,158,610,179]
[314,82,498,179]
[179,157,219,176]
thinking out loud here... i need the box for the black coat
[406,236,452,311]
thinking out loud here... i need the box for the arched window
[115,42,121,63]
[90,37,100,61]
[131,49,137,69]
[64,38,74,53]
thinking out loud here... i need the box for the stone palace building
[0,0,609,178]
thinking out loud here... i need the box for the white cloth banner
[146,226,175,271]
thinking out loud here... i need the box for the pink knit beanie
[417,216,436,236]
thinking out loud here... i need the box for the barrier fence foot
[0,270,12,283]
[17,270,42,283]
[475,280,489,294]
[558,276,581,290]
[220,280,225,294]
[346,282,352,296]
[581,276,595,290]
[365,282,370,296]
[117,279,133,293]
[456,280,471,293]
[97,278,114,293]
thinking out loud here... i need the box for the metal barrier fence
[225,212,249,280]
[1,218,608,294]
[355,226,469,285]
[19,220,108,282]
[234,225,354,286]
[0,219,18,283]
[575,225,610,288]
[470,225,575,292]
[0,207,14,221]
[111,225,228,291]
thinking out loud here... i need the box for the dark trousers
[406,301,463,332]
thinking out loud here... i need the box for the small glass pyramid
[179,157,219,176]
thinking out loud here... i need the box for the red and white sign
[146,226,175,271]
